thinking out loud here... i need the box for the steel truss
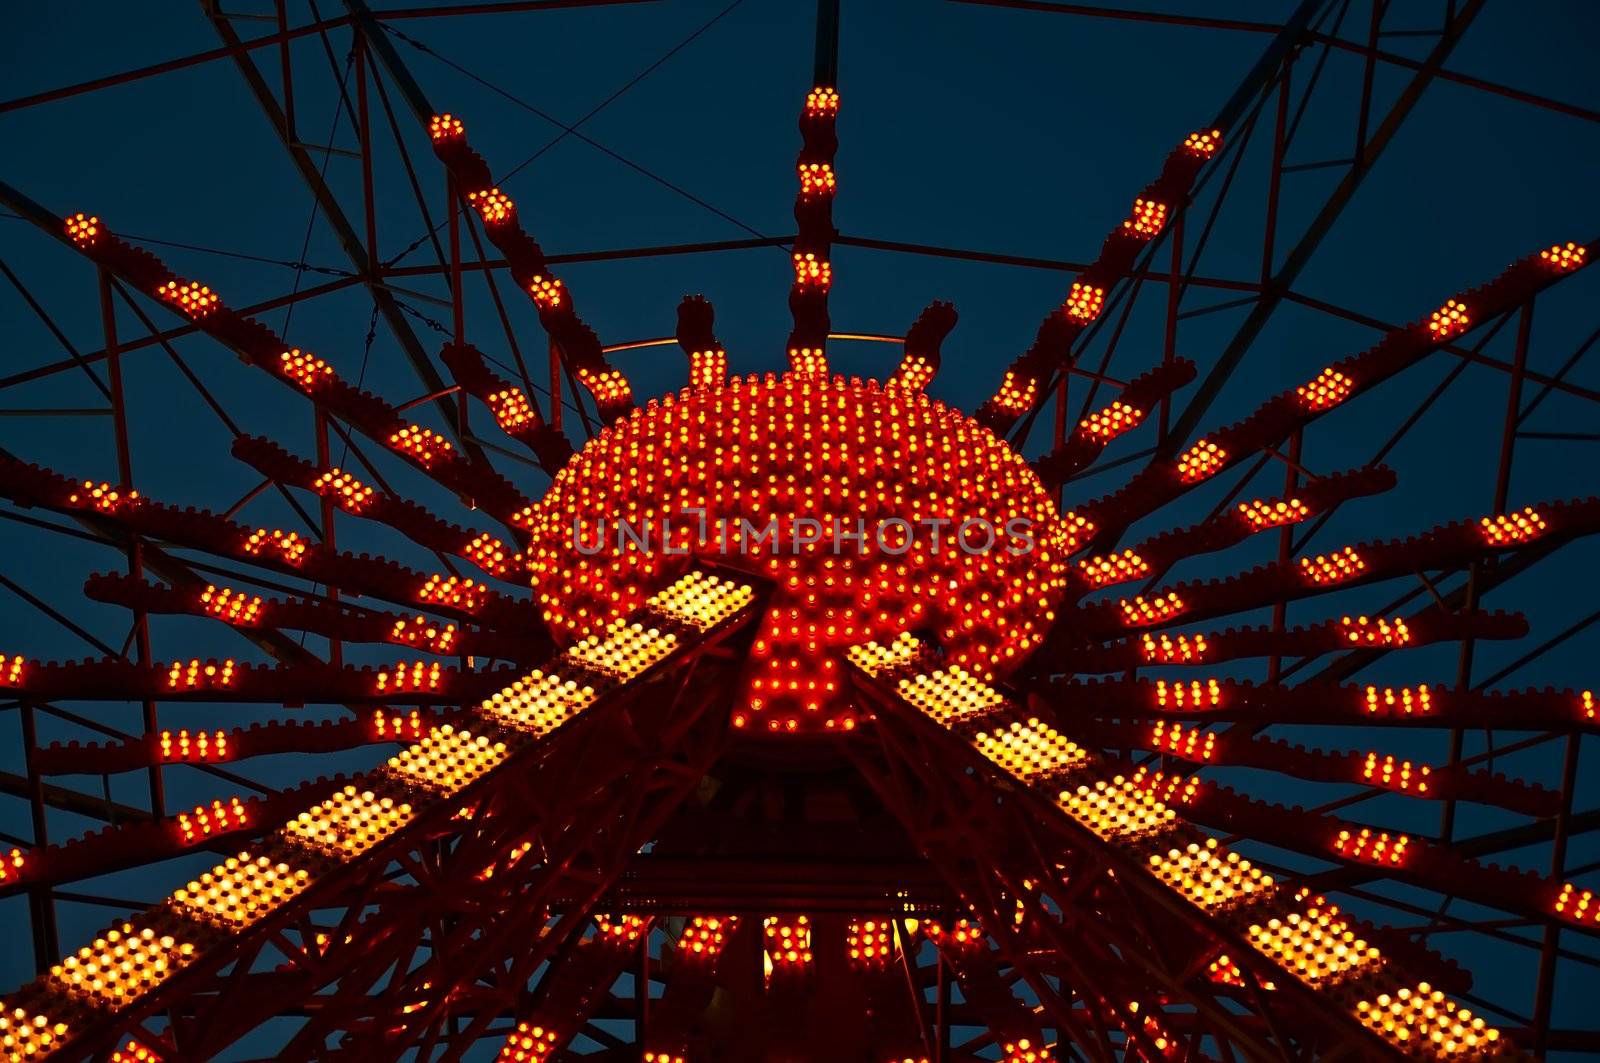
[0,1,1597,1060]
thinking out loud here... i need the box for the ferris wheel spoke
[29,702,469,779]
[82,572,531,664]
[23,205,537,530]
[0,571,760,1061]
[0,452,548,637]
[676,294,728,393]
[427,114,635,425]
[889,300,959,393]
[1059,496,1600,642]
[335,691,738,1063]
[978,129,1221,437]
[1082,242,1592,548]
[1036,359,1198,484]
[230,434,531,586]
[785,86,839,379]
[849,639,1528,1059]
[1071,464,1396,598]
[1052,606,1525,674]
[437,340,573,474]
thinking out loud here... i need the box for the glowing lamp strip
[463,533,517,577]
[48,922,196,1007]
[385,724,509,795]
[1184,128,1221,156]
[1176,439,1226,482]
[429,113,464,141]
[390,425,454,466]
[373,709,427,742]
[497,1021,558,1062]
[594,914,650,944]
[645,570,754,630]
[1064,281,1104,321]
[1342,615,1410,646]
[678,915,737,960]
[1299,546,1365,584]
[283,785,415,859]
[479,669,598,736]
[68,480,137,513]
[172,851,311,930]
[1148,838,1274,911]
[1540,242,1587,271]
[159,728,227,762]
[528,274,563,309]
[391,616,457,653]
[789,346,829,376]
[689,348,728,390]
[1079,548,1148,587]
[846,919,894,967]
[805,86,840,115]
[243,527,307,564]
[1059,777,1176,840]
[1123,197,1168,237]
[924,918,983,951]
[792,252,832,290]
[375,660,442,694]
[200,585,261,624]
[111,1040,158,1063]
[0,655,26,686]
[280,348,332,389]
[166,658,235,690]
[1362,753,1431,794]
[847,632,927,677]
[1296,368,1353,410]
[972,718,1088,780]
[564,620,677,679]
[896,666,1006,725]
[1427,299,1470,339]
[1364,684,1434,716]
[1554,883,1596,927]
[467,187,514,225]
[0,848,27,885]
[1153,678,1221,710]
[1334,827,1409,866]
[798,161,836,196]
[992,370,1038,415]
[1120,592,1183,627]
[156,279,219,319]
[314,468,373,511]
[1078,400,1143,441]
[1247,901,1381,986]
[1480,506,1545,545]
[0,1007,69,1059]
[763,915,812,968]
[487,388,537,432]
[1150,720,1214,761]
[1238,497,1308,530]
[64,212,100,246]
[419,574,488,610]
[1131,767,1200,808]
[1142,634,1208,664]
[576,366,631,407]
[176,798,249,844]
[1355,981,1504,1057]
[1002,1039,1051,1062]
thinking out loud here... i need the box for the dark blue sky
[1,2,1598,1057]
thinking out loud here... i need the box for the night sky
[1,2,1598,1058]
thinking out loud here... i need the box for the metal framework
[0,1,1597,1060]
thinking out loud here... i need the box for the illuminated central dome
[523,369,1082,733]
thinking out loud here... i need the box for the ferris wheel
[0,1,1596,1060]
